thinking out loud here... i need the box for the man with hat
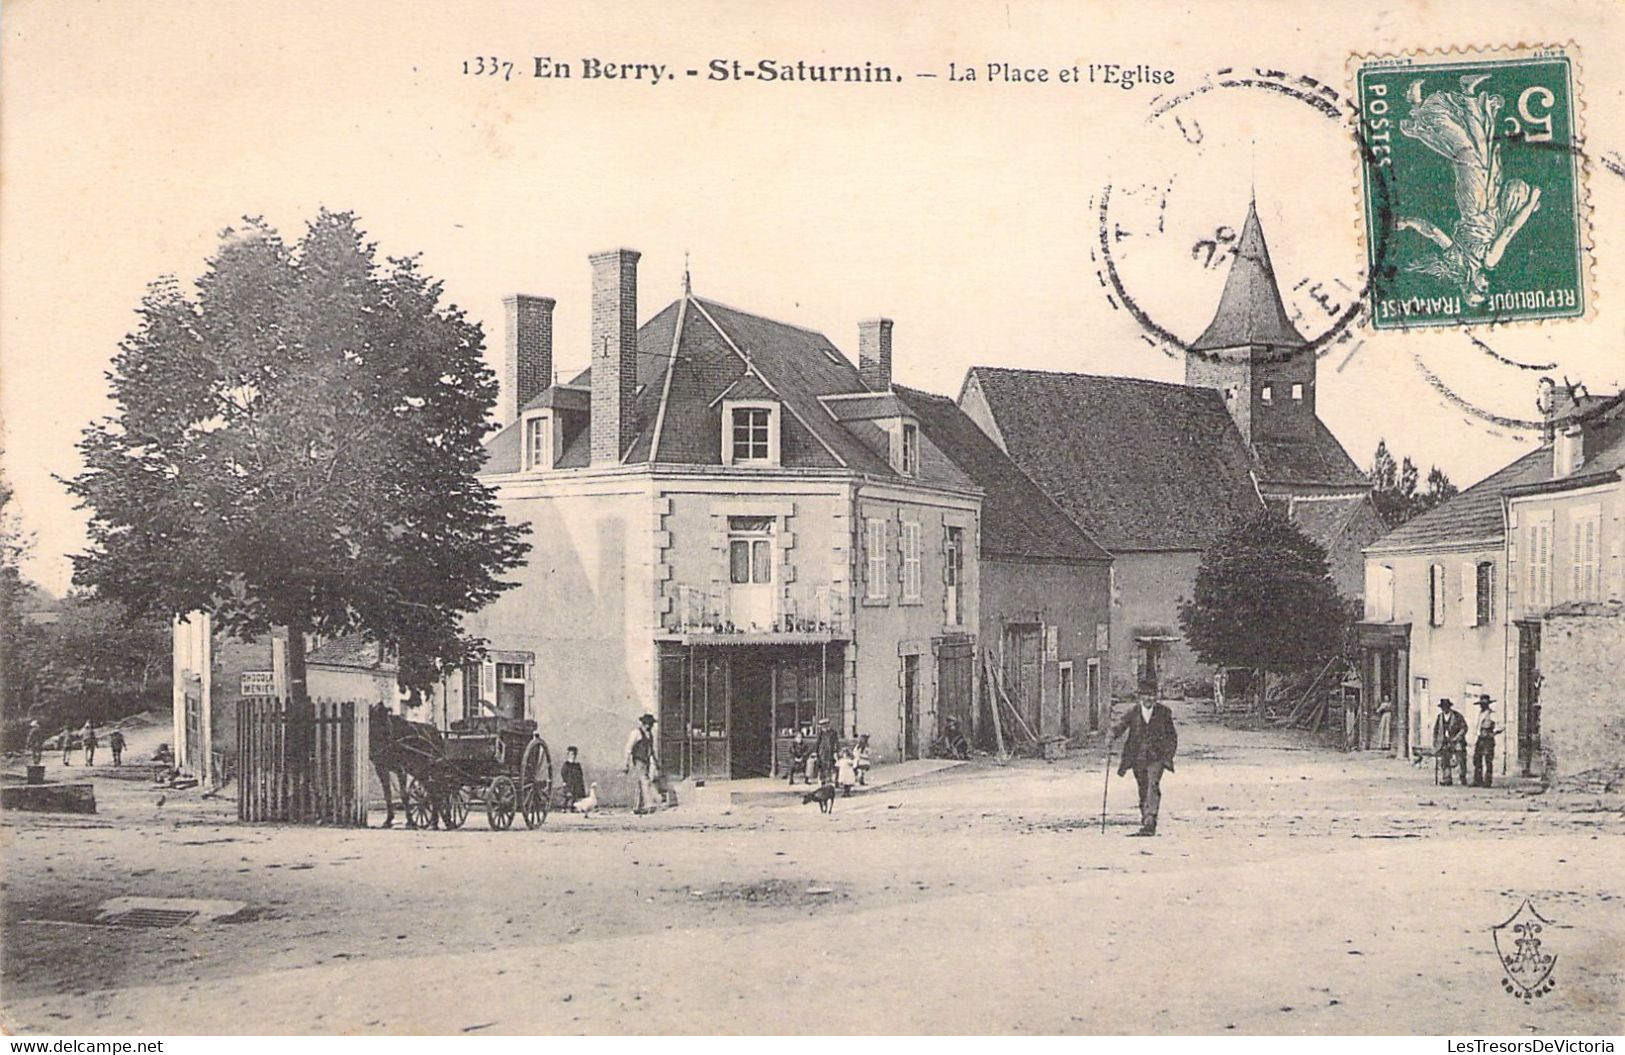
[813,715,840,787]
[1432,698,1469,786]
[623,713,660,814]
[1472,694,1499,787]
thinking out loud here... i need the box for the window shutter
[1460,562,1478,627]
[480,660,497,702]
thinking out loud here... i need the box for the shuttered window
[865,518,888,601]
[1527,515,1553,609]
[901,521,922,601]
[1428,563,1446,627]
[1571,508,1601,601]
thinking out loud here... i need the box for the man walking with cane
[1110,695,1179,836]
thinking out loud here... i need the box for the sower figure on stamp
[1473,695,1499,787]
[1433,698,1469,786]
[1111,696,1178,836]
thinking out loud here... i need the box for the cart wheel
[520,739,553,829]
[404,778,436,830]
[521,781,549,829]
[440,785,470,830]
[486,776,518,831]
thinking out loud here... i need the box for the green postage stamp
[1354,46,1587,330]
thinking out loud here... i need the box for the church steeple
[1185,199,1316,449]
[1190,198,1307,353]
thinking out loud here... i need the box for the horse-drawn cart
[390,716,553,830]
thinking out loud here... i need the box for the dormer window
[1261,384,1274,404]
[1554,426,1583,478]
[722,400,780,466]
[900,422,919,476]
[523,411,552,471]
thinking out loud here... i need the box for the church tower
[1185,199,1315,451]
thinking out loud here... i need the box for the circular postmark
[1089,62,1604,442]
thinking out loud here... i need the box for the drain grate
[104,908,198,929]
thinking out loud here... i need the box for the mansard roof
[479,293,971,491]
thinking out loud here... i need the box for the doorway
[902,653,921,760]
[1516,620,1542,776]
[1086,659,1102,732]
[1058,661,1075,738]
[934,635,974,742]
[729,653,774,778]
[1002,624,1042,735]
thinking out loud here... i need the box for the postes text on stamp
[1355,47,1585,330]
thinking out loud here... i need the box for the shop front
[656,637,847,780]
[1355,621,1411,757]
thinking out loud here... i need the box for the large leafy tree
[1370,439,1458,529]
[66,211,529,706]
[1178,510,1349,709]
[0,464,35,716]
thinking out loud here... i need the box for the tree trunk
[283,620,314,822]
[1254,668,1268,720]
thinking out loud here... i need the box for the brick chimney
[503,294,555,424]
[589,249,640,466]
[858,318,893,391]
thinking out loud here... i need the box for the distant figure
[787,732,811,785]
[1472,695,1499,788]
[854,734,872,786]
[1432,699,1469,786]
[561,746,586,807]
[623,713,660,814]
[813,716,839,786]
[1344,694,1362,752]
[25,720,45,766]
[1111,696,1179,837]
[61,725,73,766]
[836,746,857,796]
[108,729,126,767]
[1375,696,1395,751]
[81,722,98,766]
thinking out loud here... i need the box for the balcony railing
[668,582,847,637]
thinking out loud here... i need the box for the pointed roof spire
[682,250,692,296]
[1190,199,1307,352]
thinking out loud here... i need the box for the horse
[368,703,444,828]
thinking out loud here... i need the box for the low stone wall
[1,781,98,813]
[1539,602,1625,787]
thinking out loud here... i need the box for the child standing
[109,729,126,766]
[561,746,586,807]
[836,746,857,796]
[81,722,98,766]
[854,734,871,786]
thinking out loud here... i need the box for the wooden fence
[237,696,370,825]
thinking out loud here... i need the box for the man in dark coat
[1433,698,1469,786]
[813,716,839,786]
[1111,697,1178,836]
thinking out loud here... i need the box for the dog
[801,784,835,814]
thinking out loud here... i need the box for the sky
[4,0,1623,594]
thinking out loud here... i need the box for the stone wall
[1539,601,1625,785]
